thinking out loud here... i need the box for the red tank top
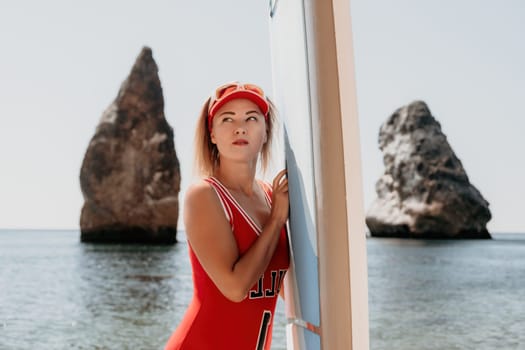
[165,177,290,350]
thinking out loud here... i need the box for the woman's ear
[210,130,216,144]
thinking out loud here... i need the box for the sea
[0,229,524,350]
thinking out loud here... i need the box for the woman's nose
[235,127,246,135]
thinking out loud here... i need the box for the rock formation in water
[366,101,491,239]
[80,47,180,244]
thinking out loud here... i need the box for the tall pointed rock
[366,101,491,239]
[80,47,180,243]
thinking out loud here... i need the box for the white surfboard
[269,0,369,349]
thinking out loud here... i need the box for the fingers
[273,177,288,193]
[270,169,290,225]
[273,169,288,191]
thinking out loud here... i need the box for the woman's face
[210,98,268,165]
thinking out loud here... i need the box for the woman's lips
[232,139,249,145]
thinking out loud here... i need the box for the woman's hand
[270,169,289,227]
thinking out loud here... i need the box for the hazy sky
[0,0,523,233]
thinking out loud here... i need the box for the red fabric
[165,178,290,350]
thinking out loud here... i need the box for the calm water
[367,235,525,350]
[1,230,524,349]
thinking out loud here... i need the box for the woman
[165,82,290,349]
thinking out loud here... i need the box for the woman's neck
[213,160,258,196]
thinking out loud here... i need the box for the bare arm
[184,170,289,302]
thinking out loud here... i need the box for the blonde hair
[194,97,278,177]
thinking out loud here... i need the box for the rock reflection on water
[0,231,189,349]
[74,243,191,349]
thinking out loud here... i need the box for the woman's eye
[247,116,258,121]
[222,117,233,123]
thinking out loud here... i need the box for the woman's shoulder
[184,178,231,228]
[185,179,215,202]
